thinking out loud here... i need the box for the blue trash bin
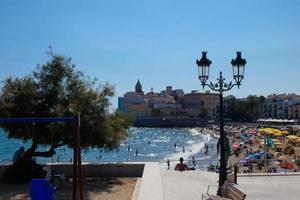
[29,179,56,200]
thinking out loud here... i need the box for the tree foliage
[197,100,208,119]
[224,95,265,122]
[0,53,132,159]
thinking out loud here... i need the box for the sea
[0,127,219,170]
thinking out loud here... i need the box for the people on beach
[175,157,189,171]
[135,148,139,156]
[183,146,185,153]
[167,158,170,170]
[192,156,196,168]
[248,162,253,173]
[217,139,220,154]
[205,143,209,155]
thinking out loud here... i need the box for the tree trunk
[22,139,68,161]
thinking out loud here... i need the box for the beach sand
[227,127,300,173]
[0,177,137,200]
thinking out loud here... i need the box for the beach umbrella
[274,141,282,145]
[253,153,264,159]
[240,158,251,166]
[281,130,289,135]
[273,133,283,137]
[232,144,240,149]
[286,135,299,140]
[276,156,285,161]
[246,128,257,134]
[243,157,252,162]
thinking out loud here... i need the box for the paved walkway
[137,163,164,200]
[160,170,300,200]
[136,163,300,200]
[236,175,300,200]
[161,170,218,200]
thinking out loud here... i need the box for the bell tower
[135,79,144,94]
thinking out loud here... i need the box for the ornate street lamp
[196,52,212,89]
[231,52,247,88]
[196,51,246,196]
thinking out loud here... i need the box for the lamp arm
[202,81,219,92]
[202,75,242,93]
[222,81,240,92]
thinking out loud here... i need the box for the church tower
[135,79,144,94]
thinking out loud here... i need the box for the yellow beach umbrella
[272,139,280,142]
[281,130,289,135]
[274,133,283,137]
[274,141,282,145]
[286,135,299,140]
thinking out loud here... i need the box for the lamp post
[196,51,246,196]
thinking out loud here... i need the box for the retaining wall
[0,162,145,179]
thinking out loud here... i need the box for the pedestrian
[135,148,139,156]
[167,158,170,170]
[192,156,196,168]
[205,144,208,155]
[217,139,220,154]
[183,146,185,153]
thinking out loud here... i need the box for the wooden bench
[202,181,246,200]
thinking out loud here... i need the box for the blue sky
[0,1,300,108]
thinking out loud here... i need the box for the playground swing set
[0,114,83,200]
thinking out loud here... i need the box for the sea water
[0,127,219,170]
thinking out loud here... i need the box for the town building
[263,94,300,119]
[289,103,300,121]
[182,91,219,119]
[118,80,219,120]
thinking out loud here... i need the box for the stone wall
[0,162,145,179]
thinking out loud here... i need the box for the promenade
[137,162,300,200]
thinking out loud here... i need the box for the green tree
[0,53,132,161]
[198,100,208,119]
[151,108,161,118]
[224,95,265,122]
